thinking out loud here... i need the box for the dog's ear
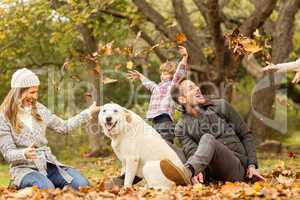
[124,110,132,123]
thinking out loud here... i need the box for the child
[127,46,188,144]
[262,58,300,83]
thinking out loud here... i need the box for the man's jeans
[19,163,89,190]
[186,134,245,182]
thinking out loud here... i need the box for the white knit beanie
[11,68,40,88]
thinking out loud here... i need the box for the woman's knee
[65,168,90,189]
[20,172,55,190]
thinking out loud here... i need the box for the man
[160,79,264,185]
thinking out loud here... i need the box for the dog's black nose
[106,117,112,122]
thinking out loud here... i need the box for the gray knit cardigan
[0,102,92,187]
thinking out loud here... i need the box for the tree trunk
[78,24,110,156]
[247,0,300,142]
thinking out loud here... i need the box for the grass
[0,156,121,187]
[0,164,9,187]
[0,152,299,188]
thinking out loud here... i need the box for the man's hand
[178,46,188,58]
[191,172,204,184]
[262,63,279,73]
[127,70,144,81]
[24,143,38,160]
[247,165,265,182]
[292,71,300,84]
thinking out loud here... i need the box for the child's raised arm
[127,70,158,92]
[172,46,188,84]
[262,59,300,73]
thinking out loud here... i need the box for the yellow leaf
[240,39,262,54]
[126,61,133,69]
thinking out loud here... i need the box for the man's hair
[159,61,177,75]
[170,78,186,104]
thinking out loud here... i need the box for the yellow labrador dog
[98,103,185,189]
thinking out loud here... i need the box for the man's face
[178,80,205,106]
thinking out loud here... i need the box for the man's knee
[200,134,215,143]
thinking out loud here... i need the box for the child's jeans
[19,162,89,190]
[152,114,175,144]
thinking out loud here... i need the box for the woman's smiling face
[21,86,39,107]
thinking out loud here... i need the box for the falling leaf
[123,47,134,56]
[126,61,134,69]
[63,59,71,71]
[135,31,142,40]
[168,21,178,28]
[98,41,114,55]
[71,75,81,82]
[288,151,297,159]
[175,33,187,44]
[240,39,263,54]
[114,64,122,72]
[254,29,261,38]
[103,76,118,84]
[92,64,101,75]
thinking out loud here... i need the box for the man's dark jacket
[175,99,258,169]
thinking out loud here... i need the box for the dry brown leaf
[175,33,187,45]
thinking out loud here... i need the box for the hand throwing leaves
[262,63,279,73]
[127,70,143,81]
[178,46,188,58]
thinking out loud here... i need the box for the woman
[0,68,100,190]
[262,58,300,83]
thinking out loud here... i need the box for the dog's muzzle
[105,120,118,132]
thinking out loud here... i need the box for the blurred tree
[1,0,300,145]
[102,0,300,141]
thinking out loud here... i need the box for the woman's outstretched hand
[88,101,101,115]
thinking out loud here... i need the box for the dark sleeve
[175,119,198,160]
[217,99,258,168]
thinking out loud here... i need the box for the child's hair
[159,61,177,75]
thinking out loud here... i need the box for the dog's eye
[103,110,106,113]
[113,109,118,113]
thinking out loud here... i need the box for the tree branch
[240,0,278,36]
[193,0,208,21]
[272,0,300,63]
[205,0,226,82]
[242,56,263,80]
[132,0,206,66]
[171,0,202,49]
[99,9,168,61]
[132,0,179,39]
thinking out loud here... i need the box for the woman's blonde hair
[0,87,42,133]
[159,61,177,75]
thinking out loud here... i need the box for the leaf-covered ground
[1,153,300,200]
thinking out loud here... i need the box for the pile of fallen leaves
[1,160,300,200]
[225,28,272,62]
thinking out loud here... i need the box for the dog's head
[98,103,132,137]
